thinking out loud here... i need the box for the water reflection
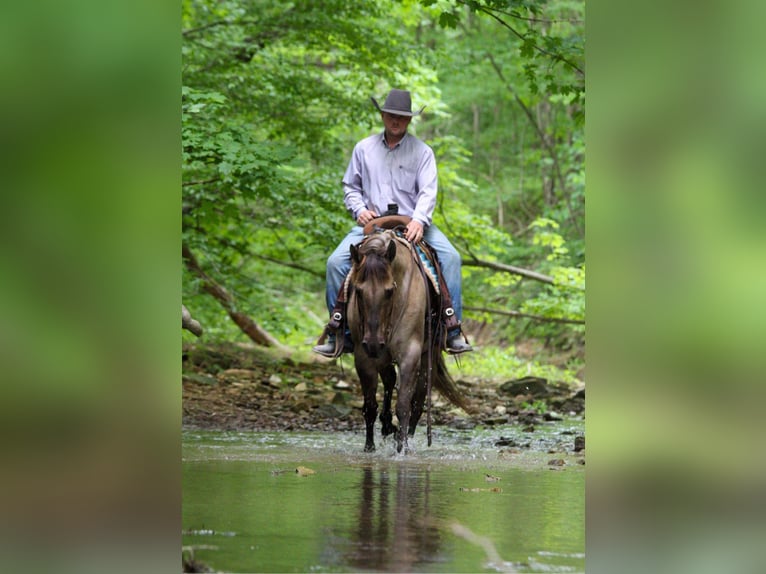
[342,464,444,572]
[183,430,585,573]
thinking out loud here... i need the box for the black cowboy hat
[370,89,425,117]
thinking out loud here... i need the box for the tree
[181,0,585,351]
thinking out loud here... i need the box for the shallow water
[183,423,584,573]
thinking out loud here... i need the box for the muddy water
[182,423,584,573]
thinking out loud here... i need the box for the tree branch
[182,304,203,336]
[462,257,554,284]
[460,1,584,76]
[182,243,286,349]
[486,54,583,237]
[464,305,584,325]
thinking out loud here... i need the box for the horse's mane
[355,234,395,282]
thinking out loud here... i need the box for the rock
[483,417,508,426]
[333,380,351,390]
[519,409,539,420]
[494,437,518,447]
[293,382,308,392]
[543,411,563,421]
[290,401,311,413]
[550,395,585,415]
[268,374,282,386]
[498,376,552,397]
[574,435,585,452]
[494,405,507,415]
[316,404,351,418]
[450,419,476,430]
[548,458,566,466]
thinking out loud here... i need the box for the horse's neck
[390,242,425,324]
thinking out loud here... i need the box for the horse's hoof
[364,443,376,452]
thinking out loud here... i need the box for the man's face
[382,112,412,139]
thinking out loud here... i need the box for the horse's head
[349,234,398,358]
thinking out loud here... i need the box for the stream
[183,421,584,573]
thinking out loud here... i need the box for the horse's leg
[379,364,397,437]
[408,364,427,437]
[395,352,420,453]
[357,361,380,452]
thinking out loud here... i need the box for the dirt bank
[182,342,585,433]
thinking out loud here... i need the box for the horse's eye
[385,287,394,299]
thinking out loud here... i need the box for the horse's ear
[350,243,360,264]
[386,239,397,262]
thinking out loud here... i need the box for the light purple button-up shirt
[342,131,438,228]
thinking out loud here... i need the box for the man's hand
[404,220,424,243]
[356,209,379,226]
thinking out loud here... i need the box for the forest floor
[182,341,585,435]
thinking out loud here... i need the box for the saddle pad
[417,243,440,295]
[392,235,440,295]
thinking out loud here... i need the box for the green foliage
[181,0,585,360]
[518,217,585,335]
[420,0,584,109]
[522,399,549,414]
[455,346,583,384]
[182,0,444,343]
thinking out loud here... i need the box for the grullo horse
[347,230,471,453]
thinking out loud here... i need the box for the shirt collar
[381,131,408,149]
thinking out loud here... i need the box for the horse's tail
[431,350,475,414]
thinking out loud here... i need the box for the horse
[346,229,471,453]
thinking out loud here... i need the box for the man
[313,88,472,356]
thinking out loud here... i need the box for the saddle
[316,215,461,357]
[362,214,412,235]
[363,216,440,294]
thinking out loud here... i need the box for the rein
[409,240,435,447]
[392,231,437,447]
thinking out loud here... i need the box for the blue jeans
[325,224,463,322]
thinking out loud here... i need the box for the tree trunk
[182,244,286,349]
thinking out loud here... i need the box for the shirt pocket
[393,164,418,193]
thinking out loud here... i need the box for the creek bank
[182,342,585,440]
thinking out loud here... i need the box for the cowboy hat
[370,89,425,117]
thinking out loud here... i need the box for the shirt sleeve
[342,144,367,220]
[411,147,438,228]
